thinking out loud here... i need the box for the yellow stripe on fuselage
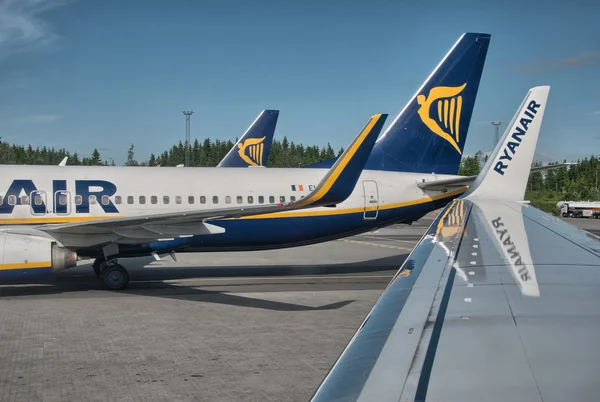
[0,187,468,225]
[0,261,52,270]
[235,187,468,220]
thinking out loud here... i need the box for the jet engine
[0,231,77,273]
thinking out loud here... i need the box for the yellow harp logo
[417,83,466,154]
[237,136,266,166]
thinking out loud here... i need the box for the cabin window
[58,194,67,206]
[0,196,3,204]
[34,195,44,206]
[269,196,275,203]
[101,195,110,206]
[115,196,121,205]
[200,196,206,204]
[188,196,195,204]
[290,196,296,202]
[21,195,30,205]
[258,196,264,204]
[89,195,97,205]
[237,196,243,204]
[280,196,286,203]
[175,196,182,204]
[248,196,254,204]
[151,196,157,204]
[139,196,146,205]
[126,196,133,205]
[163,196,170,204]
[225,196,231,204]
[212,196,219,204]
[8,195,16,206]
[75,195,83,205]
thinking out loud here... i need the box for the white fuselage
[0,165,465,255]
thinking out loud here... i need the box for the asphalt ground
[0,212,597,402]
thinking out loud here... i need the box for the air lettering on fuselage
[493,100,541,176]
[0,179,118,214]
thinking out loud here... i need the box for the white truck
[557,201,600,218]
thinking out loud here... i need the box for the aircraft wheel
[102,264,129,290]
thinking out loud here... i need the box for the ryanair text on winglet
[491,217,531,281]
[493,100,541,176]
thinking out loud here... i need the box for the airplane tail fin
[464,86,550,201]
[366,33,491,174]
[296,114,388,207]
[217,110,279,167]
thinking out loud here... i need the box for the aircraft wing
[418,163,574,191]
[36,114,387,248]
[310,87,600,401]
[217,110,279,167]
[310,196,600,402]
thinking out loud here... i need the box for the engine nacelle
[0,231,77,274]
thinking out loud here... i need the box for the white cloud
[15,114,61,124]
[0,0,74,57]
[592,111,600,116]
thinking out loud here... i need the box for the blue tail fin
[217,110,279,167]
[305,33,490,174]
[367,33,490,174]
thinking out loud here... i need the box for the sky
[0,0,599,164]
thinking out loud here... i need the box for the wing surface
[311,197,600,402]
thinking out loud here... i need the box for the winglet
[58,157,68,167]
[294,114,387,207]
[464,86,550,201]
[217,110,280,167]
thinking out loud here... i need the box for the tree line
[2,138,598,211]
[0,137,342,168]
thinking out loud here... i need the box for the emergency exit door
[362,180,379,220]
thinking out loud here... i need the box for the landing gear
[93,257,129,290]
[101,263,129,290]
[92,257,105,278]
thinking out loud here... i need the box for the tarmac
[0,212,597,402]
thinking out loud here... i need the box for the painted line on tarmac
[161,274,395,283]
[357,234,421,244]
[338,238,413,251]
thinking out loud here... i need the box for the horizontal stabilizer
[418,162,572,191]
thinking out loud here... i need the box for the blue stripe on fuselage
[0,267,53,282]
[118,196,455,256]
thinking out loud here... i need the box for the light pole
[182,111,194,166]
[491,121,502,148]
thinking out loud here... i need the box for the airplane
[217,110,279,167]
[0,32,491,290]
[308,85,600,402]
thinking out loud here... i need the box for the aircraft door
[362,180,379,220]
[54,190,71,215]
[30,190,48,215]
